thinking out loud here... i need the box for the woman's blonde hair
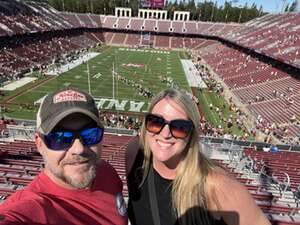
[139,88,216,225]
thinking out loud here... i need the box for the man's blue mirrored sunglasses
[42,127,104,151]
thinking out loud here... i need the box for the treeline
[42,0,299,23]
[166,1,265,23]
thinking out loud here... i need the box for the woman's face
[146,97,191,168]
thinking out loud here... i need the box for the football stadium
[0,0,299,224]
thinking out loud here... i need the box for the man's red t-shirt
[0,160,127,225]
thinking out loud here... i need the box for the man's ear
[35,133,44,155]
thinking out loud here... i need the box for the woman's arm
[208,171,271,225]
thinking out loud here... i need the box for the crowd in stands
[255,116,300,146]
[0,117,17,137]
[100,112,142,131]
[0,3,299,224]
[199,116,252,141]
[0,0,298,148]
[0,30,97,84]
[0,0,72,37]
[225,13,300,69]
[191,40,300,146]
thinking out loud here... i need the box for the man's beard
[46,152,100,189]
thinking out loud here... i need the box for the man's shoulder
[100,159,115,169]
[0,172,51,212]
[99,159,119,176]
[0,188,45,208]
[96,160,123,188]
[0,188,49,225]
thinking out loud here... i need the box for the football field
[1,46,190,119]
[0,45,250,138]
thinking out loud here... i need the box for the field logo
[95,98,149,112]
[122,63,144,69]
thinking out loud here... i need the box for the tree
[284,3,290,12]
[44,0,266,23]
[288,0,298,12]
[187,0,197,20]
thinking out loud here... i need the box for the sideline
[181,59,207,88]
[0,77,37,91]
[45,52,100,75]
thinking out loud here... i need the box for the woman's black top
[127,150,228,225]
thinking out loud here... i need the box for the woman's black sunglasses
[145,113,193,139]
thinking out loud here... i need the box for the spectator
[126,88,270,225]
[0,88,127,225]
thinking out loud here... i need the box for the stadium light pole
[62,0,65,11]
[116,64,119,103]
[87,50,91,95]
[238,7,243,23]
[224,1,229,22]
[210,1,216,22]
[112,63,115,100]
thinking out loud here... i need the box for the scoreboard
[140,0,165,9]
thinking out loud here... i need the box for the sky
[205,0,299,13]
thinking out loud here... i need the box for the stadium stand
[0,1,298,144]
[224,13,300,69]
[0,30,97,81]
[201,138,300,224]
[0,132,300,224]
[157,20,171,33]
[124,33,141,46]
[0,1,299,223]
[60,12,82,27]
[171,36,184,49]
[0,0,72,36]
[189,40,300,144]
[117,17,130,29]
[155,35,170,48]
[111,32,127,45]
[103,15,118,29]
[171,21,184,33]
[128,18,144,31]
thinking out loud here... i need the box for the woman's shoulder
[206,169,270,225]
[207,168,255,208]
[207,168,241,192]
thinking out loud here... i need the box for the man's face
[35,113,102,189]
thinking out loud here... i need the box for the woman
[126,88,270,225]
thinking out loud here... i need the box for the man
[0,87,127,225]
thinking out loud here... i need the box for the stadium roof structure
[56,9,300,70]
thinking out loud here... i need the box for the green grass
[0,45,252,139]
[0,46,190,119]
[1,105,37,120]
[197,89,255,139]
